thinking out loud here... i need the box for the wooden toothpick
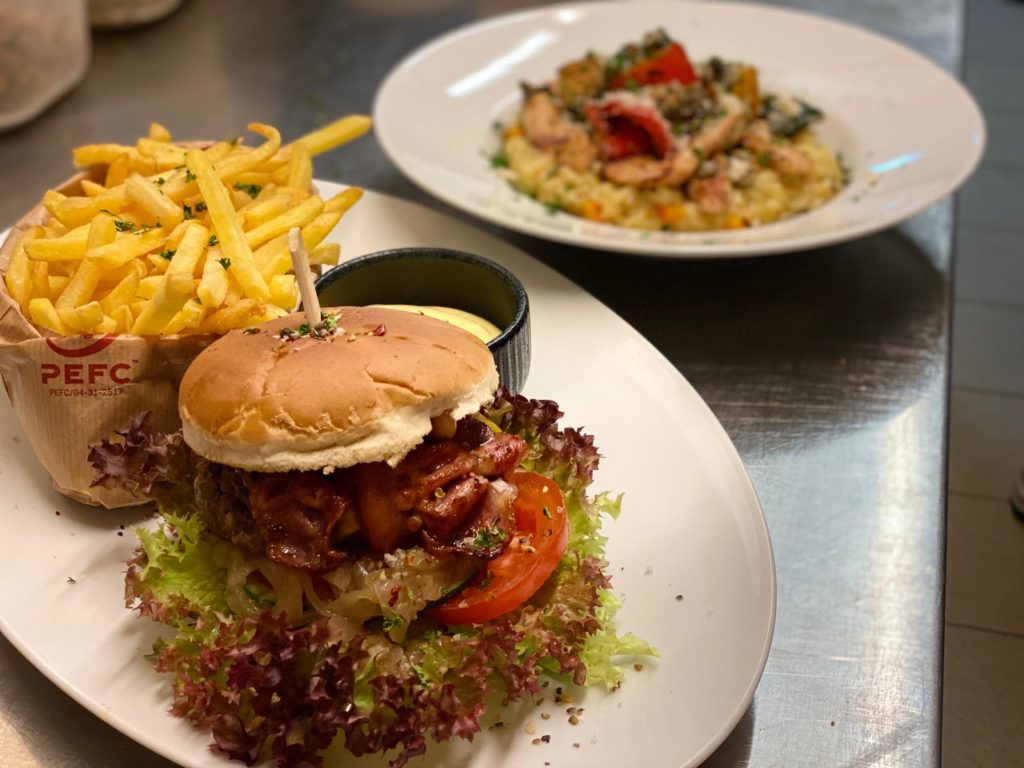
[288,227,321,329]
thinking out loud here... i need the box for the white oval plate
[374,0,985,257]
[0,184,774,767]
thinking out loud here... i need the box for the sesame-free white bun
[178,307,499,472]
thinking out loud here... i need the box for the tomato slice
[609,42,698,89]
[426,470,568,626]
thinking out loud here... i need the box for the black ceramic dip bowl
[314,248,530,394]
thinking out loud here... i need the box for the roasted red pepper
[609,42,698,89]
[585,98,673,160]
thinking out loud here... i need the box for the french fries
[3,116,367,337]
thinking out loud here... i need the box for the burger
[90,306,652,767]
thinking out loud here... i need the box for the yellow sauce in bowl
[370,304,501,344]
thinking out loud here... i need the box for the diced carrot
[655,203,686,225]
[581,199,603,222]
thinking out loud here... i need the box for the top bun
[179,306,499,472]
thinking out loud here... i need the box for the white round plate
[375,0,985,257]
[0,184,775,767]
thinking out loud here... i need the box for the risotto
[493,29,846,232]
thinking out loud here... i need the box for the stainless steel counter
[0,0,960,765]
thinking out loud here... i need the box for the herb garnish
[233,182,262,197]
[195,201,207,213]
[218,257,231,270]
[182,205,194,220]
[381,615,403,632]
[489,147,509,169]
[837,152,851,187]
[114,219,137,233]
[277,311,342,341]
[473,525,506,550]
[184,169,197,182]
[159,249,176,260]
[208,234,219,247]
[155,177,166,186]
[756,151,770,167]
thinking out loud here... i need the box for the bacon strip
[244,432,529,570]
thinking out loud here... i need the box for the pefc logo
[41,335,133,387]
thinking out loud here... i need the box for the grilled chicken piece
[522,87,575,149]
[686,174,733,214]
[742,119,812,177]
[601,139,699,188]
[603,155,669,187]
[557,128,599,171]
[692,93,746,156]
[521,86,597,172]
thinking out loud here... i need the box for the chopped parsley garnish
[233,182,262,197]
[837,152,852,187]
[195,201,207,213]
[208,234,219,247]
[277,311,342,341]
[542,507,552,519]
[182,205,193,220]
[228,136,241,146]
[193,297,203,305]
[184,169,197,182]
[381,615,403,632]
[489,147,509,169]
[155,177,166,186]
[218,257,231,270]
[757,151,770,167]
[158,249,176,260]
[473,526,507,550]
[113,219,137,232]
[693,147,706,160]
[543,200,564,215]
